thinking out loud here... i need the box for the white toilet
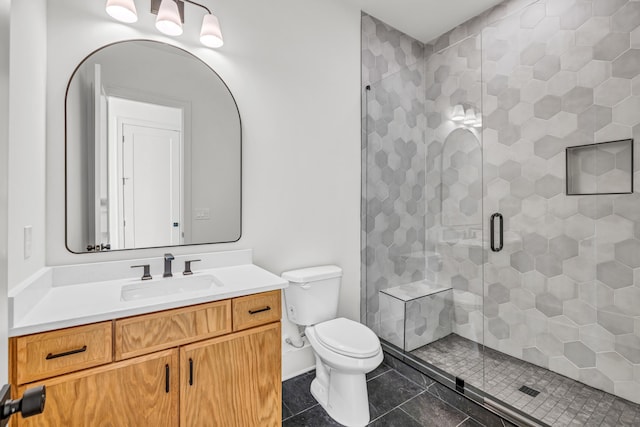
[282,265,382,427]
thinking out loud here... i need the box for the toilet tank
[282,265,342,326]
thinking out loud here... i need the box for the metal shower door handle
[490,213,503,252]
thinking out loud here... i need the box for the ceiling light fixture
[105,0,138,23]
[200,13,224,48]
[156,0,183,36]
[105,0,224,48]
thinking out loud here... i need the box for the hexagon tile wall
[362,0,640,409]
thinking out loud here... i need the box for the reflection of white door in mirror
[122,124,181,248]
[107,98,183,249]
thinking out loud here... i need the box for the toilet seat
[314,318,380,358]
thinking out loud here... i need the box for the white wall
[8,0,47,288]
[45,0,362,323]
[0,0,9,385]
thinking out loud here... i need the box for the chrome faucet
[163,253,175,278]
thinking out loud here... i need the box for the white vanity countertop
[9,250,288,336]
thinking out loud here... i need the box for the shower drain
[518,385,541,397]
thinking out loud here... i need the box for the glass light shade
[452,104,465,122]
[200,14,224,48]
[105,0,138,23]
[473,111,483,128]
[156,0,183,36]
[464,108,476,125]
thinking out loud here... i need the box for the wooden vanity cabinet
[9,290,282,427]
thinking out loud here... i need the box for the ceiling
[348,0,505,43]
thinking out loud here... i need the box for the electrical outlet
[24,226,32,260]
[194,208,211,220]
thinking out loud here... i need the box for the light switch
[24,226,32,259]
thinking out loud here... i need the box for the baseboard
[282,337,315,381]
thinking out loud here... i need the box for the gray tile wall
[476,0,640,404]
[361,14,427,87]
[361,14,427,332]
[423,32,485,346]
[363,0,640,406]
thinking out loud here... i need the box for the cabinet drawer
[232,290,281,331]
[13,322,112,385]
[114,299,231,361]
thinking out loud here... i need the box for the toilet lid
[314,318,380,358]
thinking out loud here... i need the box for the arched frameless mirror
[65,40,241,253]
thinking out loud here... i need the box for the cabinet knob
[248,306,271,315]
[45,346,87,360]
[165,365,170,394]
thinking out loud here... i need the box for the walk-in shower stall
[362,1,640,425]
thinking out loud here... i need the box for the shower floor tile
[411,334,640,427]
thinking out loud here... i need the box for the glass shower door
[478,4,594,416]
[412,32,486,391]
[363,28,487,395]
[479,2,640,424]
[363,63,432,350]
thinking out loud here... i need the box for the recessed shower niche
[566,139,633,196]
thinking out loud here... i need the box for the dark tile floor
[282,357,515,427]
[412,334,640,427]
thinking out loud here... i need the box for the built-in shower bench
[378,281,453,351]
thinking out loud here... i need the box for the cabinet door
[16,349,178,427]
[180,322,281,427]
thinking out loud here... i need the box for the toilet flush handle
[299,283,311,290]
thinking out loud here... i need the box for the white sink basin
[120,274,223,301]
